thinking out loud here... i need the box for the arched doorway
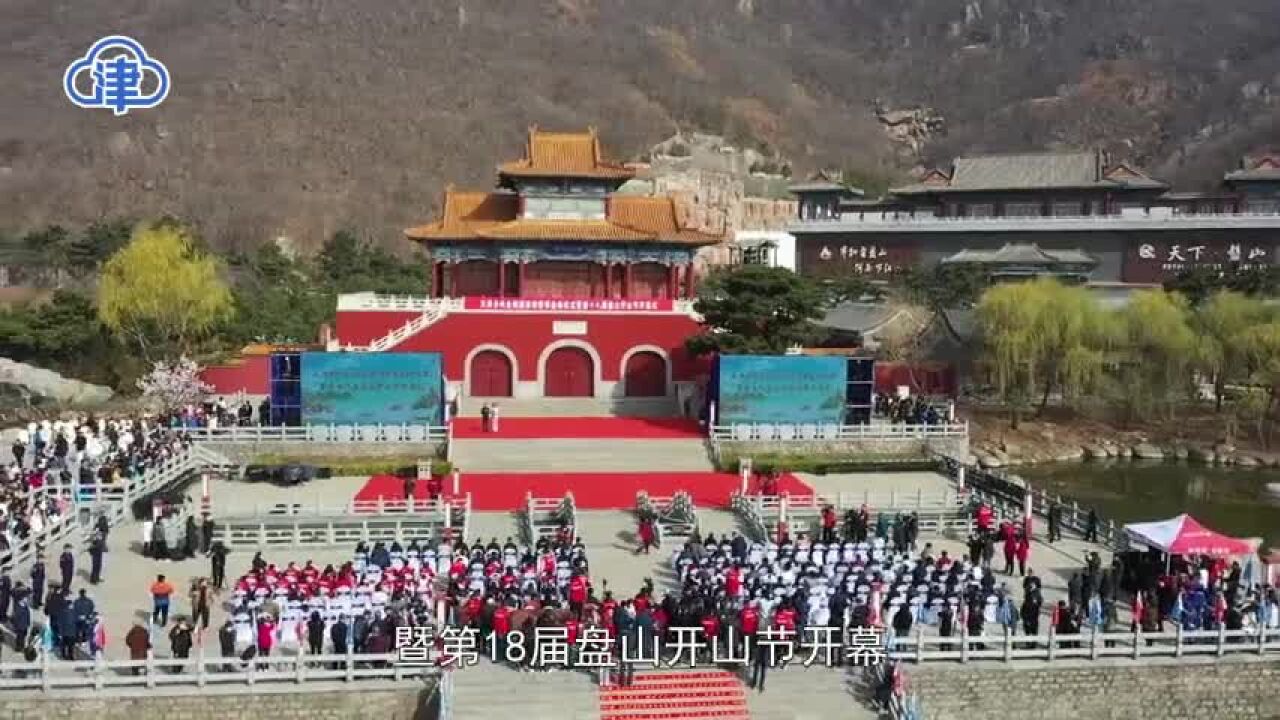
[624,351,667,397]
[544,347,594,397]
[469,350,513,397]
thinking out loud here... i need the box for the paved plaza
[10,466,1118,665]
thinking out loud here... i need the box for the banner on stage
[300,352,443,425]
[715,355,848,426]
[463,296,675,313]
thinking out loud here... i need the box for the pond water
[1017,461,1280,549]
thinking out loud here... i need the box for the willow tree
[976,279,1111,427]
[976,281,1048,428]
[1192,290,1272,412]
[97,221,234,360]
[1032,280,1113,414]
[1237,321,1280,447]
[1114,289,1197,421]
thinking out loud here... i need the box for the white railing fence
[710,422,968,442]
[0,649,438,692]
[187,425,448,444]
[888,625,1280,664]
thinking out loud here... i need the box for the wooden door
[545,347,593,397]
[470,350,512,397]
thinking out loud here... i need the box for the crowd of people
[874,394,945,426]
[2,415,194,564]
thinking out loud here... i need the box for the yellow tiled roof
[404,190,719,245]
[497,127,636,179]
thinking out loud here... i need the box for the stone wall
[210,442,445,463]
[0,684,431,720]
[907,658,1280,720]
[719,436,968,461]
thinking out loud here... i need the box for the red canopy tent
[1123,514,1258,557]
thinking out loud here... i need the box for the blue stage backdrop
[715,355,848,425]
[300,352,443,425]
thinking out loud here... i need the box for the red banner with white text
[462,296,676,312]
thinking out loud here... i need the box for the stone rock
[1082,444,1108,460]
[1171,444,1190,461]
[1214,441,1236,456]
[1265,482,1280,499]
[1056,447,1085,462]
[0,358,113,406]
[1187,446,1213,464]
[1132,442,1163,460]
[1235,454,1260,467]
[999,440,1020,456]
[977,452,1004,469]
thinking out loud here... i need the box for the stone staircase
[456,397,680,418]
[599,670,750,720]
[452,438,714,473]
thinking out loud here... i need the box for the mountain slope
[2,0,1279,249]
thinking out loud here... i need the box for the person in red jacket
[1015,533,1030,577]
[637,517,656,555]
[776,520,790,546]
[568,573,589,617]
[820,506,838,544]
[462,593,483,627]
[492,603,511,661]
[700,612,721,662]
[740,601,760,656]
[725,566,742,599]
[976,503,993,533]
[1002,528,1018,575]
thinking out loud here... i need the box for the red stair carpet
[354,472,813,511]
[451,417,704,440]
[599,670,750,720]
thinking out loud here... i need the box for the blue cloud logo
[64,35,170,116]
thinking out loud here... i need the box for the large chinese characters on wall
[1122,240,1275,283]
[799,239,917,279]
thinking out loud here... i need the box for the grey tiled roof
[941,243,1097,265]
[1225,167,1280,182]
[817,302,900,333]
[891,150,1166,194]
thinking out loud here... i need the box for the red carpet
[354,471,812,511]
[451,417,703,440]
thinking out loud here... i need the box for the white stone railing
[889,626,1280,664]
[186,424,448,444]
[0,651,437,692]
[710,422,968,442]
[791,211,1280,233]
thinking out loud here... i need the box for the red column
[667,264,677,299]
[623,263,632,299]
[517,261,526,298]
[432,262,443,298]
[684,262,695,299]
[498,261,507,298]
[451,262,461,298]
[603,262,612,298]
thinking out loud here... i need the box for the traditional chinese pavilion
[330,127,722,404]
[406,127,712,300]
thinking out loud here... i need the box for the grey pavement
[452,438,714,473]
[449,662,601,720]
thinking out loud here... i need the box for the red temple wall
[334,311,417,346]
[388,311,708,382]
[199,355,271,395]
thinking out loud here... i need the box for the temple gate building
[330,127,721,405]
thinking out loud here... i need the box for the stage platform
[355,471,813,511]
